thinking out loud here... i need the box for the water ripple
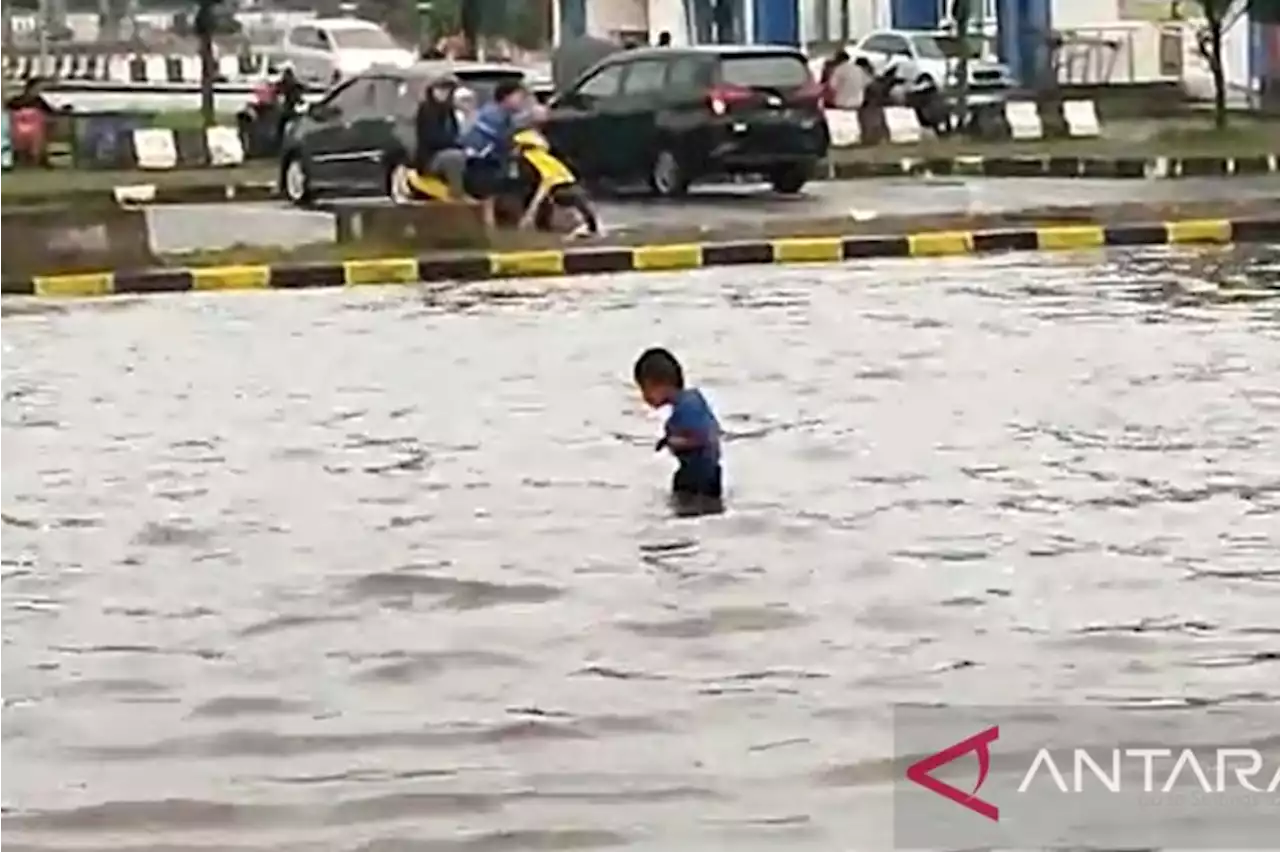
[3,245,1278,851]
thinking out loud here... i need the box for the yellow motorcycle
[401,129,598,234]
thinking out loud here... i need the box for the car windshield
[909,35,948,59]
[458,71,527,102]
[330,27,398,50]
[925,34,986,60]
[720,54,811,89]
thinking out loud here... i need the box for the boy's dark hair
[494,80,526,103]
[633,347,684,388]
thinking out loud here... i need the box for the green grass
[155,197,1280,269]
[144,111,240,132]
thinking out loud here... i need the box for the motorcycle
[400,129,598,234]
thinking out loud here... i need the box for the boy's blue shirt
[458,102,515,165]
[664,388,721,476]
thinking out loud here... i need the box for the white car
[851,29,1012,93]
[278,18,416,86]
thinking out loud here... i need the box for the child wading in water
[633,348,724,514]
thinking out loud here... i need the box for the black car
[542,45,829,196]
[278,60,528,205]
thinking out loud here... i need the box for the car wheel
[769,163,810,195]
[281,152,313,206]
[648,148,690,198]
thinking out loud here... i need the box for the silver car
[277,17,416,86]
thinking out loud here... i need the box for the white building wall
[586,0,649,39]
[800,0,891,45]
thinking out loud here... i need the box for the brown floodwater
[3,245,1279,852]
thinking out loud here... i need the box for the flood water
[3,246,1279,852]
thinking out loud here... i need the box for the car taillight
[707,84,752,115]
[795,79,825,105]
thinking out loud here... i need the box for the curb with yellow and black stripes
[5,217,1279,298]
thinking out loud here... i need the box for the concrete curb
[2,182,279,208]
[5,216,1279,298]
[826,153,1280,180]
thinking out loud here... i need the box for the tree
[949,0,973,132]
[1196,0,1233,130]
[194,0,218,129]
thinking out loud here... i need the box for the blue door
[753,0,798,45]
[891,0,938,30]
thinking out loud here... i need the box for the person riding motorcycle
[414,73,468,199]
[457,79,528,202]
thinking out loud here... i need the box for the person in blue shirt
[457,79,529,199]
[634,347,724,512]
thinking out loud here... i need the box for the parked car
[541,45,829,196]
[278,18,416,86]
[851,29,1012,94]
[278,61,529,205]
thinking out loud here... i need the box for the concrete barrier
[1,205,156,282]
[6,215,1279,299]
[327,200,491,251]
[125,125,246,169]
[826,100,1102,148]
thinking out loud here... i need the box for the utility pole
[195,0,218,128]
[38,0,50,75]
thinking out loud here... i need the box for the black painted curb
[827,153,1280,180]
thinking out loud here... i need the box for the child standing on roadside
[633,348,724,513]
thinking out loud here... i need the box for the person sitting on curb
[5,77,55,114]
[414,73,469,200]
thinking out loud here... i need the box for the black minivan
[542,45,829,196]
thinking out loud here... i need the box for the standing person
[830,53,871,110]
[414,74,468,199]
[656,30,672,46]
[818,49,849,108]
[273,64,306,146]
[634,347,725,514]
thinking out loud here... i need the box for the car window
[391,77,423,116]
[719,54,811,88]
[373,77,408,115]
[314,28,335,51]
[885,35,912,56]
[289,26,319,49]
[622,60,667,95]
[317,78,354,107]
[453,70,526,103]
[910,36,947,59]
[331,27,397,50]
[332,78,377,115]
[575,64,624,99]
[667,56,709,89]
[862,33,903,54]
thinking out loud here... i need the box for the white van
[279,18,416,85]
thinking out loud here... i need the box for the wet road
[4,245,1280,851]
[146,175,1280,254]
